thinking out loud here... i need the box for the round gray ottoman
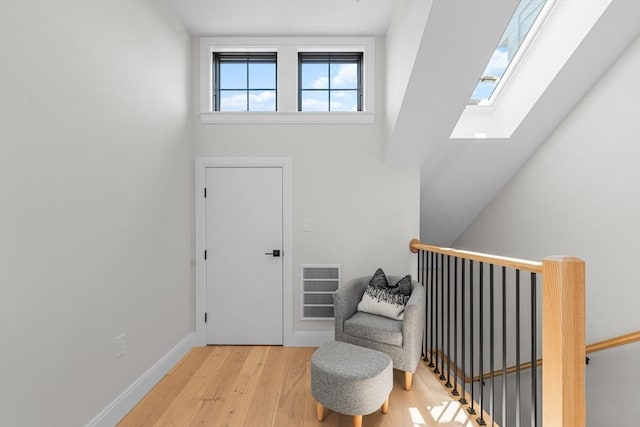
[311,341,393,427]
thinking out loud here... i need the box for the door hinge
[204,187,207,198]
[204,250,207,260]
[204,312,208,323]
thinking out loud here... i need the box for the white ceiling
[169,0,397,36]
[169,0,640,246]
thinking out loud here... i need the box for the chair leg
[381,395,389,414]
[316,402,325,421]
[404,371,413,391]
[352,415,363,427]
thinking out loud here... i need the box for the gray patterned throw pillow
[357,269,412,320]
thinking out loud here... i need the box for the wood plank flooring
[118,346,474,427]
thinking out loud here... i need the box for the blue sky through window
[300,62,359,111]
[217,58,276,111]
[215,54,360,112]
[470,0,547,104]
[301,63,329,89]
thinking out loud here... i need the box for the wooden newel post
[542,256,586,427]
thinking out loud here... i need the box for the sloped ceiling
[386,0,640,246]
[170,0,640,246]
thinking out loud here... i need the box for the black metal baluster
[421,250,427,359]
[490,264,495,427]
[445,255,452,388]
[502,266,507,427]
[417,248,422,284]
[460,259,468,405]
[424,251,428,362]
[434,253,440,375]
[423,250,429,362]
[429,251,435,367]
[468,260,476,415]
[515,270,521,427]
[531,272,537,427]
[440,253,446,380]
[453,256,460,397]
[478,262,485,425]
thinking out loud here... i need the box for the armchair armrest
[333,276,369,339]
[402,282,426,355]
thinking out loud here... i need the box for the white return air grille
[301,265,340,320]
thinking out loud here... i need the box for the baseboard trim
[286,331,334,347]
[87,332,194,427]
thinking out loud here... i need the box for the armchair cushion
[344,312,403,347]
[356,269,412,320]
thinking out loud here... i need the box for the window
[213,53,277,112]
[199,37,375,123]
[469,0,548,105]
[298,53,362,112]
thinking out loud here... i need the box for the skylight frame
[452,0,613,140]
[471,0,557,107]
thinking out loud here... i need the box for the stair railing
[410,239,586,427]
[468,330,640,383]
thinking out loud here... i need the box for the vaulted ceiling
[170,0,640,245]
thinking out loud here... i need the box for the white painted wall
[0,1,192,425]
[384,0,432,145]
[453,34,640,426]
[192,37,420,340]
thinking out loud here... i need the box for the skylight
[452,0,612,140]
[469,0,548,105]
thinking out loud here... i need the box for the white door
[205,167,283,345]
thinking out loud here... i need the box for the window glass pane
[249,90,276,111]
[330,63,358,89]
[470,80,499,102]
[300,90,328,111]
[219,63,247,89]
[469,0,547,104]
[330,90,358,111]
[219,90,247,111]
[249,63,276,89]
[298,52,363,112]
[301,63,328,89]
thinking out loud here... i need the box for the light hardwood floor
[118,346,473,427]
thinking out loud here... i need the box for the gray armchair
[334,275,426,390]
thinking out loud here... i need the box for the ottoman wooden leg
[316,402,325,421]
[381,395,389,414]
[352,415,363,427]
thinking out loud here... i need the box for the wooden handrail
[471,359,543,383]
[409,238,542,273]
[469,330,640,383]
[586,330,640,353]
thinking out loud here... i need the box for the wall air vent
[301,265,340,320]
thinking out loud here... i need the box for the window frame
[468,0,554,106]
[213,52,278,112]
[199,37,375,124]
[297,52,363,112]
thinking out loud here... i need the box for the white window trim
[199,37,376,124]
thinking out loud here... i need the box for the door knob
[265,250,281,257]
